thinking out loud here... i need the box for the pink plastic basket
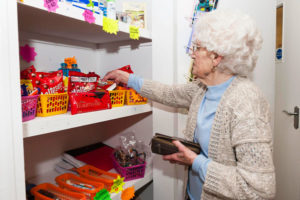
[21,95,39,122]
[111,153,146,181]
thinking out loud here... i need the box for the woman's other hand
[163,140,197,166]
[102,70,130,85]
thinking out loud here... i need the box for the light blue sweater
[128,74,235,200]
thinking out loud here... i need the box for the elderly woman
[103,9,275,200]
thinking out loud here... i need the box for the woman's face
[190,45,216,79]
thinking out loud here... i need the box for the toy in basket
[112,150,146,181]
[125,89,147,105]
[55,173,104,200]
[109,90,126,107]
[36,93,69,117]
[77,165,120,191]
[21,95,39,122]
[31,183,86,200]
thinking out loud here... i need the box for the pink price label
[20,44,37,63]
[44,0,59,12]
[83,10,95,24]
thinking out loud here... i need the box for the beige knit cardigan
[140,76,276,200]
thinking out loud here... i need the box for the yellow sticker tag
[110,176,125,194]
[103,17,119,35]
[129,26,139,40]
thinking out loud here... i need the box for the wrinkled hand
[163,140,197,166]
[101,70,130,85]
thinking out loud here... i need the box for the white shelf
[27,165,153,200]
[23,104,152,138]
[17,1,151,44]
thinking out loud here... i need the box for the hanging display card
[110,176,125,194]
[44,0,59,12]
[129,26,139,40]
[20,44,37,63]
[83,9,95,24]
[103,17,119,35]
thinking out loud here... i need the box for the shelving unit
[23,104,152,138]
[16,0,154,199]
[27,165,153,200]
[18,2,151,44]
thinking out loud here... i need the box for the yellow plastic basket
[37,93,69,117]
[126,89,147,105]
[109,90,126,107]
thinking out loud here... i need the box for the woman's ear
[213,55,223,66]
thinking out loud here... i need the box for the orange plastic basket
[109,90,126,107]
[31,183,86,200]
[37,93,69,117]
[77,165,120,191]
[125,89,147,105]
[55,173,104,200]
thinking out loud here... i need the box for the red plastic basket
[21,95,39,122]
[111,153,146,181]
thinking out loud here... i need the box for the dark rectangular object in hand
[151,133,201,155]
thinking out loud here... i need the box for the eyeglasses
[185,45,202,55]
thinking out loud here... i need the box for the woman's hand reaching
[163,140,197,166]
[101,70,130,85]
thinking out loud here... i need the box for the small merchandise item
[68,71,100,93]
[76,165,120,191]
[59,61,81,91]
[21,79,34,96]
[55,173,104,200]
[20,65,36,79]
[21,95,39,122]
[109,90,126,108]
[64,56,77,69]
[94,189,111,200]
[97,80,115,90]
[118,65,134,74]
[69,91,111,115]
[112,150,146,181]
[31,183,86,200]
[29,70,64,95]
[106,0,116,20]
[125,89,147,105]
[151,133,201,155]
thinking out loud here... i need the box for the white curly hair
[192,9,263,76]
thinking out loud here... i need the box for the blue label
[276,48,282,60]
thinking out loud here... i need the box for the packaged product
[20,65,36,79]
[29,70,64,94]
[68,71,100,93]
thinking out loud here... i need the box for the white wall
[152,0,177,200]
[218,0,276,127]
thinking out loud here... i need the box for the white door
[274,1,300,199]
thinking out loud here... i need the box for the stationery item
[77,165,120,191]
[65,142,115,171]
[106,0,116,19]
[55,173,104,199]
[31,183,86,200]
[123,2,146,29]
[151,133,201,155]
